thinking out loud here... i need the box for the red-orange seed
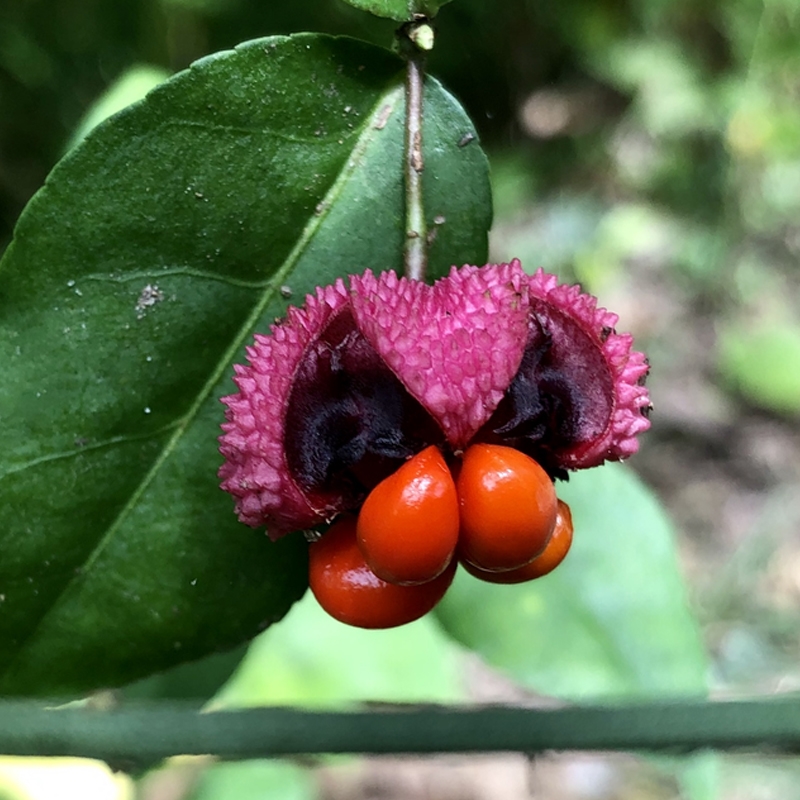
[357,445,459,585]
[457,444,557,572]
[463,498,573,583]
[309,516,456,629]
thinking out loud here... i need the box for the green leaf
[718,320,800,415]
[338,0,453,22]
[188,761,315,800]
[0,33,491,697]
[214,591,463,709]
[435,464,709,698]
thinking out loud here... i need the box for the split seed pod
[218,260,651,538]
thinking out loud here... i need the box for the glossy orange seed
[462,498,574,584]
[357,445,460,585]
[457,443,557,572]
[309,516,457,629]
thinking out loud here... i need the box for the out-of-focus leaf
[672,753,722,800]
[718,319,800,415]
[66,65,170,151]
[715,756,800,800]
[0,33,491,697]
[337,0,453,22]
[435,463,708,698]
[188,761,314,800]
[214,591,463,708]
[600,40,717,137]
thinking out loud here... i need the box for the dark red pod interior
[477,299,615,478]
[284,308,445,511]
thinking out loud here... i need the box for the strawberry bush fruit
[220,262,650,627]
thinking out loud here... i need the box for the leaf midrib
[1,77,405,682]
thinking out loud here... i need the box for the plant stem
[6,697,800,763]
[403,52,427,281]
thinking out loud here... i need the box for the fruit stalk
[403,48,427,281]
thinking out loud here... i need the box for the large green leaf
[435,464,709,698]
[338,0,453,22]
[0,33,491,696]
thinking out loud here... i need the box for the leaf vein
[83,268,272,289]
[161,118,355,146]
[0,424,182,484]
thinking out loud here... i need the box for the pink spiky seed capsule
[218,260,650,542]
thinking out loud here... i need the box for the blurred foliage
[718,317,800,415]
[437,464,708,700]
[338,0,455,21]
[3,0,800,796]
[188,761,314,800]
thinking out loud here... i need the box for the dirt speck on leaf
[135,284,164,319]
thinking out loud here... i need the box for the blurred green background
[2,0,800,798]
